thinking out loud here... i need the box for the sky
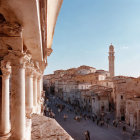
[45,0,140,77]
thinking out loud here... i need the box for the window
[121,95,123,100]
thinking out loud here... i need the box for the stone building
[90,85,112,115]
[76,65,96,75]
[126,96,140,129]
[79,85,112,114]
[80,89,92,112]
[0,0,73,140]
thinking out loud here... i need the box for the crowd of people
[43,94,138,140]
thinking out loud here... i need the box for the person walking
[63,114,67,121]
[132,127,135,136]
[97,119,99,126]
[92,115,95,122]
[84,130,90,140]
[122,126,126,134]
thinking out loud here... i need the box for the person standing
[122,126,126,134]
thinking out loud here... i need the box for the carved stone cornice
[0,22,22,37]
[0,22,22,36]
[47,48,53,56]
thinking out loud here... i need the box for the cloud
[116,45,129,52]
[121,46,129,49]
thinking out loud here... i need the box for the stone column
[25,68,33,117]
[37,75,42,103]
[33,73,38,108]
[4,52,28,140]
[11,63,25,139]
[0,61,11,135]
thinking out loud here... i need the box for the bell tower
[108,44,115,77]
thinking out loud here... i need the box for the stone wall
[31,114,73,140]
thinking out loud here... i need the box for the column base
[26,108,33,119]
[0,127,11,137]
[25,118,32,140]
[0,131,11,139]
[32,105,41,114]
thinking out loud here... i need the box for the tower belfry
[108,44,115,77]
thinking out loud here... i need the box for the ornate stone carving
[47,48,53,56]
[25,68,34,77]
[33,60,43,75]
[1,60,11,79]
[33,70,42,81]
[4,50,31,70]
[34,61,40,70]
[25,61,34,77]
[0,22,22,37]
[38,60,48,74]
[35,73,42,84]
[33,71,38,80]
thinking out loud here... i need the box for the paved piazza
[45,94,140,140]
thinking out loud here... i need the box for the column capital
[26,68,34,78]
[25,62,34,77]
[4,50,31,69]
[1,60,11,79]
[37,73,42,80]
[33,71,38,79]
[33,71,42,80]
[32,60,47,74]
